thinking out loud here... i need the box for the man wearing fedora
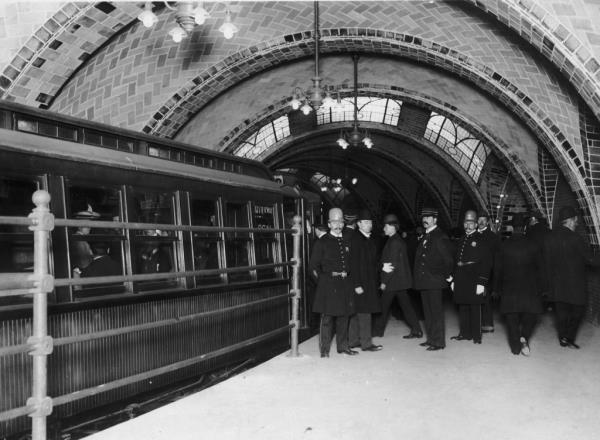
[374,213,422,340]
[450,210,493,345]
[348,209,383,351]
[309,207,357,357]
[413,207,454,351]
[493,212,545,355]
[544,205,600,349]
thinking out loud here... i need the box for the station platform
[85,310,600,440]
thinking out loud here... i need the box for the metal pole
[27,190,54,440]
[289,215,303,357]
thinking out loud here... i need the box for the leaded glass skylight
[233,115,290,160]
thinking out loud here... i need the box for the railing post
[289,215,303,357]
[27,190,54,440]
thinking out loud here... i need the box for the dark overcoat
[309,233,355,316]
[453,232,492,305]
[543,226,600,305]
[349,231,381,313]
[413,227,454,290]
[379,233,412,291]
[494,233,544,314]
[477,228,500,255]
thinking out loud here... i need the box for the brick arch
[218,84,540,211]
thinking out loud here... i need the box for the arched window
[233,115,290,160]
[317,97,402,126]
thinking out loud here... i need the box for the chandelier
[336,55,373,149]
[138,2,239,43]
[289,1,334,115]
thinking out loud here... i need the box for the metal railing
[0,190,304,439]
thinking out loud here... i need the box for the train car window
[117,138,135,152]
[67,184,125,297]
[0,177,40,306]
[130,190,177,291]
[15,116,76,141]
[38,120,58,137]
[253,204,278,280]
[190,198,222,285]
[224,202,251,282]
[57,124,78,141]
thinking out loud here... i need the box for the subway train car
[0,101,317,437]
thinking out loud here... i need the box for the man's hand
[450,282,454,292]
[379,283,386,291]
[476,284,485,295]
[355,286,364,295]
[382,262,394,273]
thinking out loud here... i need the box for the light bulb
[290,96,301,110]
[219,10,239,39]
[193,6,210,25]
[301,102,312,115]
[351,177,358,185]
[321,186,327,192]
[138,2,158,28]
[169,26,187,43]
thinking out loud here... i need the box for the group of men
[309,205,600,358]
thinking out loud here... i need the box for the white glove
[476,284,485,295]
[355,286,364,295]
[446,276,453,283]
[450,282,454,292]
[380,283,386,291]
[382,262,394,273]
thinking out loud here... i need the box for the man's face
[477,217,488,230]
[422,215,436,229]
[383,223,395,236]
[464,219,477,234]
[358,219,373,234]
[328,218,344,234]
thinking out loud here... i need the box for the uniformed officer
[477,213,500,333]
[450,210,493,344]
[413,207,454,351]
[309,208,357,357]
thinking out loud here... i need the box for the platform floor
[85,309,600,440]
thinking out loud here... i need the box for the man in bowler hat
[544,206,600,349]
[348,209,383,351]
[413,207,454,351]
[309,208,357,357]
[374,213,422,339]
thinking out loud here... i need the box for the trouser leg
[504,313,521,354]
[470,304,482,343]
[521,313,538,341]
[420,291,433,343]
[566,304,585,342]
[358,313,373,349]
[335,315,350,352]
[458,305,471,339]
[427,289,445,347]
[481,291,494,329]
[319,314,334,355]
[373,289,394,337]
[554,302,569,340]
[348,314,360,347]
[395,289,422,333]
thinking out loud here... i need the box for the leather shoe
[426,345,444,351]
[481,326,495,333]
[338,349,359,356]
[567,340,580,349]
[320,353,329,358]
[450,335,470,341]
[362,344,383,352]
[419,341,431,347]
[559,337,569,347]
[473,340,482,344]
[403,332,423,339]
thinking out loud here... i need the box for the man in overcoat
[493,213,544,355]
[348,209,383,351]
[450,210,493,345]
[374,214,422,339]
[477,213,500,333]
[544,206,600,349]
[309,208,357,357]
[413,207,454,351]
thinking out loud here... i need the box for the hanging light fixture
[137,2,238,43]
[288,1,330,114]
[336,54,374,149]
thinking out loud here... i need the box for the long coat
[543,226,600,305]
[309,233,355,316]
[494,233,544,314]
[349,231,381,313]
[379,233,412,291]
[413,227,454,290]
[452,232,492,305]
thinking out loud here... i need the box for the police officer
[309,208,357,357]
[413,207,454,351]
[450,210,493,344]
